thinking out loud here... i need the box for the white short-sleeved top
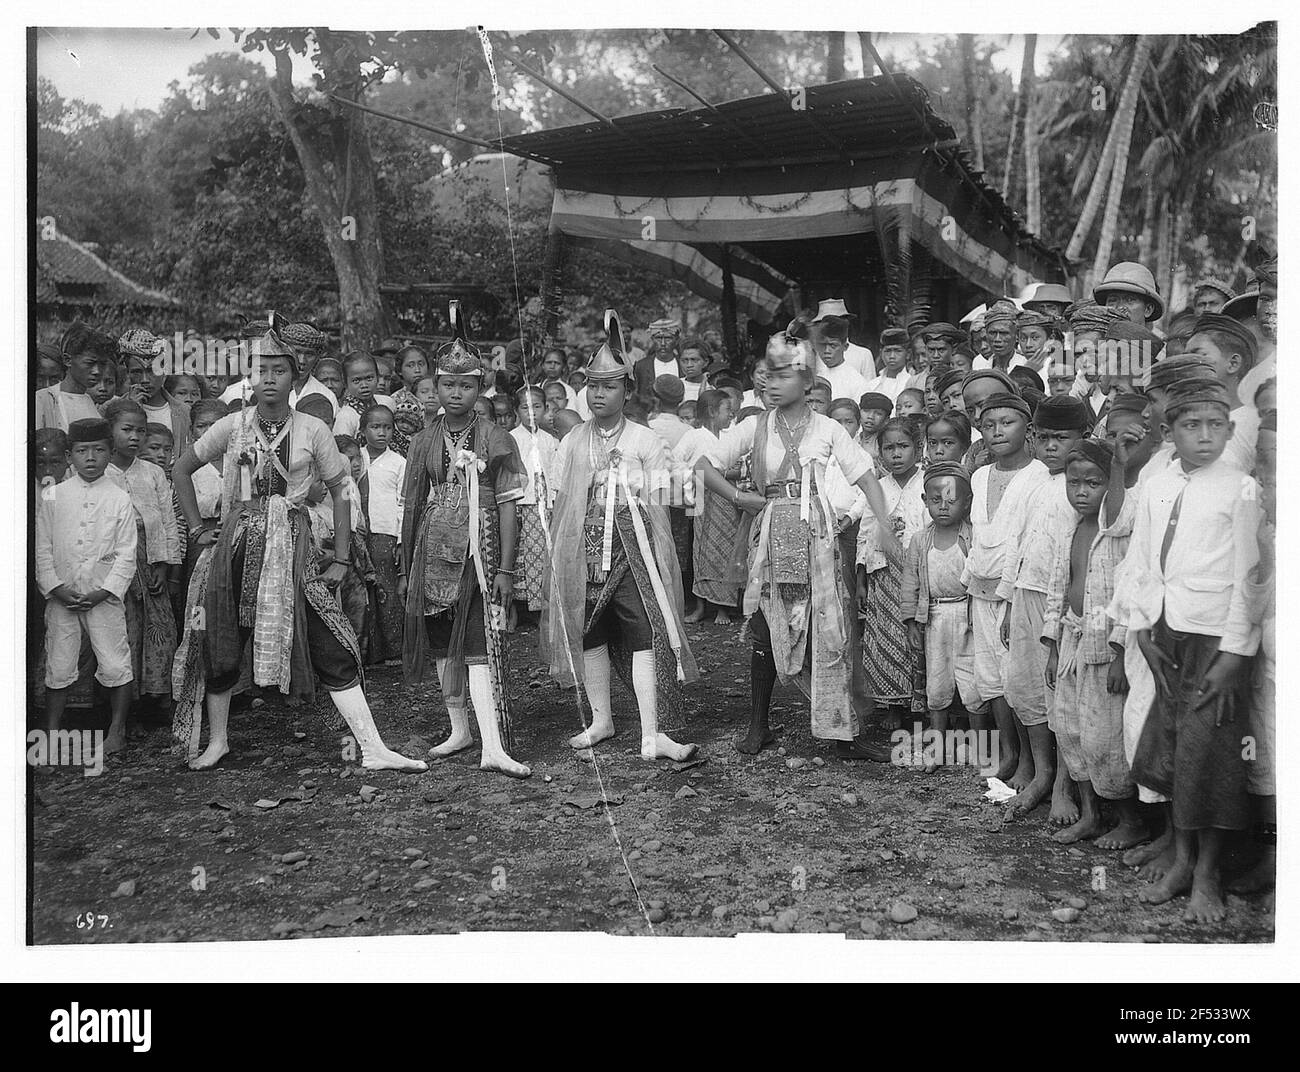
[192,410,346,504]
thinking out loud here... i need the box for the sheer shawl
[540,421,699,688]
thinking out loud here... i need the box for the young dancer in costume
[542,310,700,762]
[171,316,426,773]
[401,302,531,778]
[697,321,901,758]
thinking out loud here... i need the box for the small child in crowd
[857,417,928,729]
[1044,440,1142,848]
[902,461,979,739]
[35,418,138,753]
[103,397,180,723]
[358,404,405,665]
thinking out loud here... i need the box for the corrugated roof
[36,229,179,309]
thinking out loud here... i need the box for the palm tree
[1059,36,1136,262]
[1002,34,1037,207]
[1092,34,1152,279]
[960,34,984,172]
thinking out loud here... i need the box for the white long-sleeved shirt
[813,360,870,404]
[363,448,405,539]
[962,458,1050,600]
[35,474,138,599]
[1125,457,1260,655]
[1004,471,1076,600]
[107,458,181,565]
[862,370,910,403]
[1223,404,1259,475]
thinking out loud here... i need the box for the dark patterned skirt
[517,501,550,611]
[862,554,925,711]
[365,532,403,662]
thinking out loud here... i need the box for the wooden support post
[539,223,567,343]
[720,244,740,372]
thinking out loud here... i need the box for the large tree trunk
[1002,34,1037,206]
[267,35,388,350]
[1092,35,1152,279]
[1025,98,1042,234]
[827,31,845,82]
[1065,37,1137,262]
[960,34,984,172]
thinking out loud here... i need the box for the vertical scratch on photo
[477,25,654,934]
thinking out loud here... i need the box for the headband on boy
[1192,313,1258,364]
[1033,395,1090,431]
[1108,391,1148,417]
[978,392,1032,420]
[923,461,972,492]
[1145,353,1215,391]
[935,370,966,396]
[1163,376,1232,421]
[858,392,893,414]
[962,368,1017,394]
[1066,439,1114,473]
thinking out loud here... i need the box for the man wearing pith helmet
[1093,262,1164,328]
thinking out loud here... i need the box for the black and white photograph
[8,4,1294,992]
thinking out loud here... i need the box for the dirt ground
[29,619,1274,945]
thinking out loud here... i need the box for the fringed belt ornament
[602,451,621,573]
[420,483,470,612]
[453,447,489,595]
[250,496,296,693]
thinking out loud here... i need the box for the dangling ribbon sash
[618,464,686,682]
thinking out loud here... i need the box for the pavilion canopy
[498,74,1068,325]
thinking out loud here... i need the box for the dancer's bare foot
[1005,773,1052,818]
[644,733,697,762]
[1124,824,1171,867]
[568,718,615,750]
[1096,819,1149,850]
[1138,858,1194,904]
[1008,750,1035,793]
[103,726,127,755]
[428,728,474,758]
[683,604,706,624]
[1227,847,1276,895]
[1183,873,1227,923]
[736,726,778,754]
[1052,810,1106,844]
[480,752,531,778]
[715,610,732,626]
[188,739,229,770]
[361,747,428,772]
[1048,774,1079,827]
[1128,826,1180,873]
[881,708,902,731]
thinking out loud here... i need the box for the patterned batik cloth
[1054,608,1132,799]
[124,518,178,698]
[583,504,688,728]
[516,497,551,611]
[365,531,403,662]
[861,526,924,710]
[692,485,740,606]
